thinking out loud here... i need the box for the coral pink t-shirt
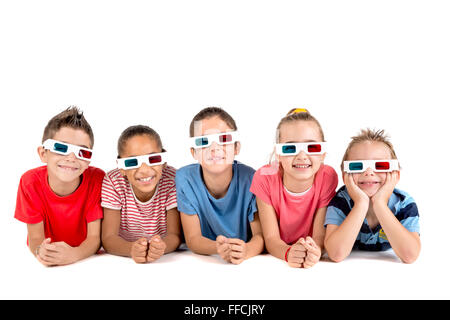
[250,164,338,245]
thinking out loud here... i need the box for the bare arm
[29,219,101,266]
[372,202,421,263]
[256,197,290,261]
[161,207,182,253]
[101,207,133,257]
[372,172,421,263]
[311,207,327,252]
[180,212,217,255]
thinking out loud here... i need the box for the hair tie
[290,108,308,115]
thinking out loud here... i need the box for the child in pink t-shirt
[250,108,338,268]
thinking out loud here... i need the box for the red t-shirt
[250,164,338,245]
[14,166,105,247]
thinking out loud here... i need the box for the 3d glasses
[275,142,326,156]
[117,152,168,170]
[43,139,93,161]
[190,131,239,149]
[343,159,399,173]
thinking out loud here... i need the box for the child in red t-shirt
[15,106,105,266]
[250,108,338,268]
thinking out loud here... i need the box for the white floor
[1,236,446,300]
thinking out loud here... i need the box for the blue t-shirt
[325,186,420,251]
[175,161,257,241]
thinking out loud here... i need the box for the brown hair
[189,107,237,137]
[340,128,399,171]
[42,106,94,147]
[276,108,325,143]
[117,125,164,157]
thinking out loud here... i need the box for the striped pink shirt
[101,165,177,242]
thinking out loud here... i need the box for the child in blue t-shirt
[175,107,264,264]
[324,129,420,263]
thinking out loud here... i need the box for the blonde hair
[276,108,325,143]
[340,128,399,171]
[264,108,325,175]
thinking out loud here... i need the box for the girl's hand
[228,238,247,265]
[344,173,369,206]
[371,171,400,206]
[216,235,232,263]
[300,237,321,269]
[131,238,148,263]
[146,235,166,263]
[287,238,307,268]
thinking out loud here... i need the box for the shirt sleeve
[324,192,352,227]
[166,184,178,211]
[14,175,43,224]
[101,173,122,211]
[317,166,339,209]
[175,172,197,215]
[249,168,273,206]
[85,169,105,223]
[397,200,420,234]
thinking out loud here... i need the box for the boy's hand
[131,238,149,263]
[287,238,307,268]
[36,238,54,266]
[299,237,321,269]
[371,171,400,206]
[228,238,247,265]
[216,235,232,263]
[146,235,166,263]
[36,239,78,266]
[344,173,369,206]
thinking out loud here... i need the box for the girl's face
[277,120,325,184]
[345,141,392,197]
[120,135,164,202]
[191,116,240,175]
[39,126,91,185]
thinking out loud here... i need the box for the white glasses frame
[343,159,400,173]
[275,142,326,156]
[42,139,93,161]
[116,152,168,170]
[190,131,240,149]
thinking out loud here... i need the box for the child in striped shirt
[324,129,421,263]
[101,125,181,263]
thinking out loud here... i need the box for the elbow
[324,242,348,263]
[327,250,347,263]
[399,249,421,264]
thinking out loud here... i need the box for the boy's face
[119,135,164,202]
[277,120,326,182]
[345,141,392,197]
[190,116,240,175]
[38,127,92,184]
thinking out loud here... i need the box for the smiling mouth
[208,156,226,161]
[292,164,312,169]
[359,181,380,186]
[58,164,79,171]
[137,176,155,183]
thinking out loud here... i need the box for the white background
[1,0,449,300]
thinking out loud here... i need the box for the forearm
[325,203,368,262]
[28,235,45,257]
[373,202,421,263]
[245,233,264,259]
[186,234,218,255]
[162,233,181,254]
[73,235,101,261]
[102,234,134,257]
[265,236,290,261]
